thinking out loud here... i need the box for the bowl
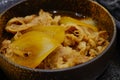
[0,0,116,80]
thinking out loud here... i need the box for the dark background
[0,0,120,80]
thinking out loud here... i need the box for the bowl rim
[0,0,117,72]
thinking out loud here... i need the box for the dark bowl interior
[0,0,116,80]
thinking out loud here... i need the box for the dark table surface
[0,0,120,80]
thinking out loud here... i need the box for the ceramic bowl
[0,0,116,80]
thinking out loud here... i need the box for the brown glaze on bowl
[0,0,116,80]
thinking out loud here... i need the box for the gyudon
[0,10,109,69]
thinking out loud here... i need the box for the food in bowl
[0,9,109,69]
